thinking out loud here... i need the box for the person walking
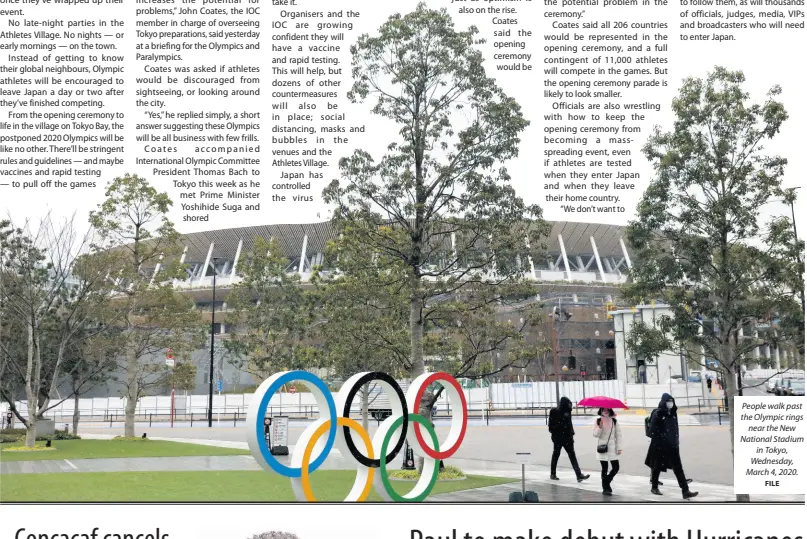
[645,393,698,499]
[548,396,590,482]
[706,376,713,392]
[593,408,622,496]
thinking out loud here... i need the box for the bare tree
[0,213,110,446]
[89,174,205,437]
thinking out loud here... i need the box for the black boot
[651,487,663,495]
[577,474,590,482]
[683,490,699,500]
[550,474,560,480]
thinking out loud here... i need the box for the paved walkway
[2,434,800,503]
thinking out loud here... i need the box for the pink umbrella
[577,396,628,409]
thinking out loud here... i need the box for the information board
[271,416,289,456]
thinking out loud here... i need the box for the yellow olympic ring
[300,416,375,502]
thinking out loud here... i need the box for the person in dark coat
[548,396,590,482]
[645,393,698,499]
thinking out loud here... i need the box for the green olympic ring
[378,414,441,502]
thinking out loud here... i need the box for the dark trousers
[600,460,619,490]
[651,459,688,491]
[551,440,582,476]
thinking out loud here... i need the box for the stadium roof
[178,220,630,263]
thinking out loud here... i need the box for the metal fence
[2,378,716,426]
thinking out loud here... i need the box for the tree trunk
[24,420,37,446]
[409,292,425,378]
[124,349,138,437]
[361,382,369,432]
[723,346,750,502]
[408,274,429,473]
[415,397,435,474]
[72,391,80,435]
[24,320,37,447]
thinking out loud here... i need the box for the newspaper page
[0,0,805,535]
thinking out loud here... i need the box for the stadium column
[589,236,606,283]
[230,238,243,285]
[149,253,164,286]
[619,237,632,269]
[173,246,189,287]
[525,236,537,280]
[299,234,308,277]
[200,242,215,284]
[558,234,572,282]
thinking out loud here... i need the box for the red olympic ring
[412,372,468,460]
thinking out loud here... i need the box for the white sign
[515,452,532,464]
[272,416,289,448]
[734,396,806,495]
[165,359,175,367]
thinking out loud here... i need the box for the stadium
[157,219,631,394]
[55,219,799,404]
[6,219,801,426]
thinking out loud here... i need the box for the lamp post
[552,301,560,404]
[208,257,220,428]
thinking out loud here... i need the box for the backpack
[645,410,656,438]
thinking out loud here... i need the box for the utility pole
[552,314,560,404]
[552,296,563,404]
[208,257,220,428]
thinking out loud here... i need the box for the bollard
[149,413,152,427]
[190,413,194,427]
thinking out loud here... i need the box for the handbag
[597,419,614,454]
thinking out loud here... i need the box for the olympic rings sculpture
[246,370,468,502]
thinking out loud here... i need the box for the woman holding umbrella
[593,408,622,495]
[578,396,627,496]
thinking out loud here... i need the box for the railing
[695,397,729,425]
[19,401,608,429]
[696,397,724,414]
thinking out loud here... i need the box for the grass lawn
[0,439,249,461]
[0,470,513,502]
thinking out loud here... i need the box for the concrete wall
[4,380,628,420]
[625,382,704,408]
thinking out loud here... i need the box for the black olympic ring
[341,371,409,468]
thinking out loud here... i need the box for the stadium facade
[67,219,803,401]
[162,220,633,395]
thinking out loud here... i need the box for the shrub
[46,431,81,441]
[0,433,21,444]
[2,443,56,452]
[388,465,466,481]
[0,428,80,442]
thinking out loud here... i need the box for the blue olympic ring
[254,370,337,477]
